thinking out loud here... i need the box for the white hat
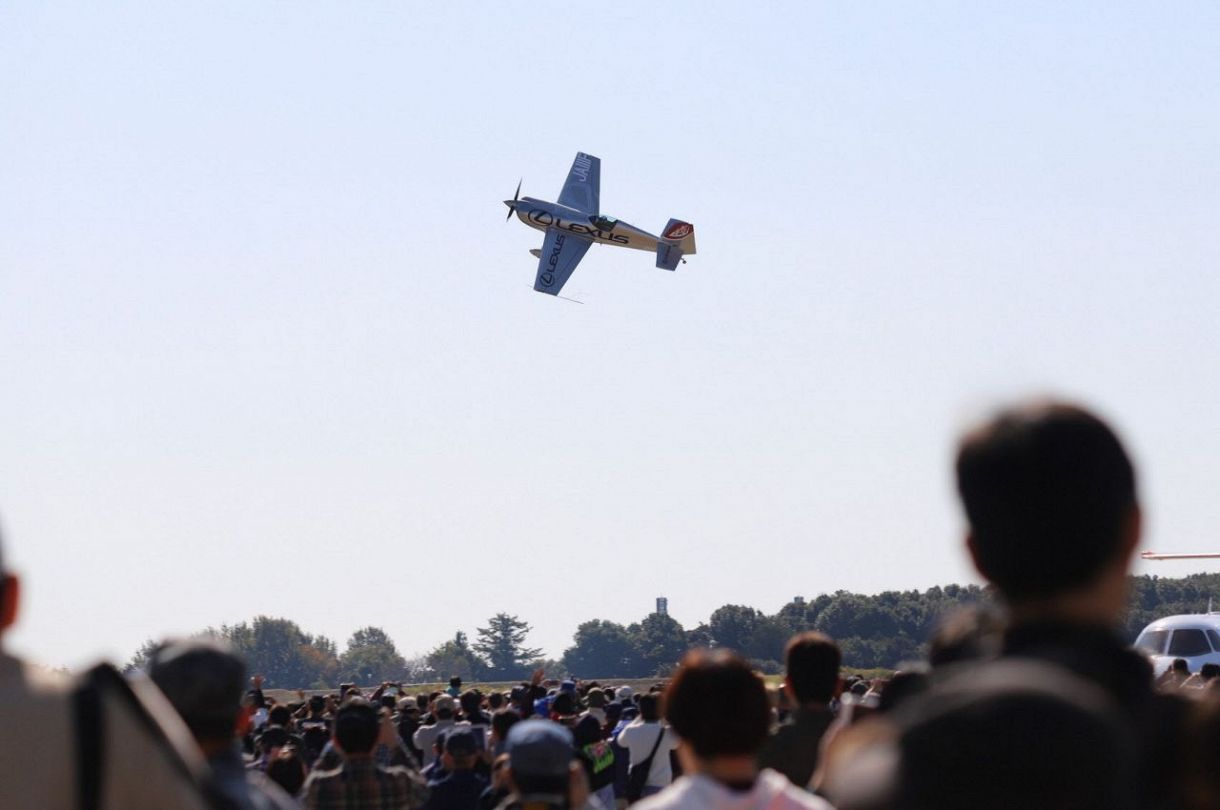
[615,686,634,702]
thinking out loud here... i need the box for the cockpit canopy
[589,214,618,232]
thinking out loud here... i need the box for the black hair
[148,640,245,742]
[784,631,841,705]
[266,749,308,796]
[665,649,769,759]
[957,402,1137,602]
[492,708,521,740]
[333,700,380,755]
[638,693,661,722]
[459,690,482,716]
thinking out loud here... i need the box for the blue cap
[560,680,577,693]
[445,728,478,757]
[506,719,574,777]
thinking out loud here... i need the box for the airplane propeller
[504,178,522,222]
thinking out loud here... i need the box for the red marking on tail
[665,222,693,240]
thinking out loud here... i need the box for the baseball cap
[615,686,634,702]
[445,728,478,757]
[560,680,577,694]
[506,719,574,778]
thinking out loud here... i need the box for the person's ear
[1,574,20,632]
[1120,504,1142,563]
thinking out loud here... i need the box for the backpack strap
[639,724,665,771]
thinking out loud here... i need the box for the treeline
[125,574,1220,686]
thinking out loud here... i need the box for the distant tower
[656,597,669,616]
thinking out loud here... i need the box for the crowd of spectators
[7,399,1220,808]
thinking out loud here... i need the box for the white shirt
[616,720,679,788]
[633,770,835,810]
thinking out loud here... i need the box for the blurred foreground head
[824,659,1137,810]
[956,401,1139,610]
[149,639,245,744]
[665,648,770,760]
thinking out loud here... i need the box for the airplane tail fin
[656,219,696,271]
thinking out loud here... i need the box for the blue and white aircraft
[504,152,697,296]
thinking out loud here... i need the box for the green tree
[339,626,407,685]
[629,613,688,677]
[426,631,486,682]
[475,614,542,679]
[217,616,337,688]
[562,620,635,678]
[707,605,764,653]
[123,638,161,674]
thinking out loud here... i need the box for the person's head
[488,691,505,710]
[615,686,633,704]
[637,692,661,722]
[266,748,308,796]
[550,692,577,719]
[332,699,380,756]
[433,694,456,720]
[397,698,420,720]
[506,718,575,796]
[459,689,482,718]
[665,649,770,763]
[257,726,291,758]
[956,402,1139,612]
[148,639,246,746]
[784,631,842,706]
[450,675,462,689]
[308,695,326,715]
[443,728,478,771]
[585,689,606,709]
[491,707,521,744]
[1174,658,1191,675]
[1202,664,1220,682]
[823,660,1137,810]
[572,714,603,747]
[268,704,291,727]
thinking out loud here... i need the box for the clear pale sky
[3,3,1220,670]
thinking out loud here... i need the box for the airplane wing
[534,229,592,295]
[556,152,600,214]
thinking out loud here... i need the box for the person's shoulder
[305,763,345,785]
[759,769,834,808]
[245,770,300,810]
[630,777,692,809]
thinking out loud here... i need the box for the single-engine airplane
[504,152,696,296]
